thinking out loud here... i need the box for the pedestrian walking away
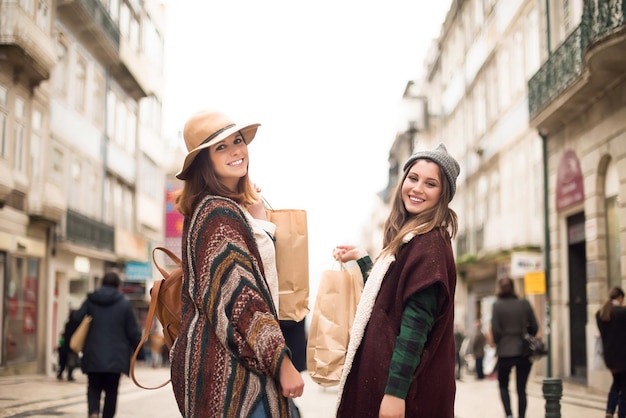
[471,319,487,380]
[56,310,79,382]
[490,276,539,418]
[71,271,142,418]
[596,286,626,418]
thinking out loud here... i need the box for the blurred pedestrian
[170,109,303,417]
[596,286,626,418]
[491,277,539,418]
[148,329,165,368]
[72,272,142,418]
[333,143,460,418]
[57,310,79,381]
[454,323,465,380]
[471,320,487,380]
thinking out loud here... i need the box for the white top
[244,212,279,313]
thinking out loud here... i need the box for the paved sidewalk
[0,366,608,417]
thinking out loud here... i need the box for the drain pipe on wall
[539,131,562,418]
[539,1,563,416]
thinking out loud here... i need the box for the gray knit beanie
[403,143,460,201]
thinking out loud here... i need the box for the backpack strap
[153,246,182,275]
[130,278,170,390]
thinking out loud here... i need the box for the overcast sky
[162,0,451,299]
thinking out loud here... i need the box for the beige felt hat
[176,110,260,180]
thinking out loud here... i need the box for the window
[489,172,500,219]
[0,84,8,157]
[143,19,164,71]
[36,0,51,32]
[69,159,81,209]
[75,56,87,112]
[51,146,63,183]
[140,95,162,135]
[5,256,40,364]
[92,71,105,126]
[103,176,113,224]
[14,98,26,174]
[486,62,498,124]
[497,48,511,109]
[605,162,621,289]
[125,111,136,154]
[30,109,42,181]
[108,0,120,23]
[19,0,35,15]
[525,9,540,77]
[511,30,524,92]
[563,0,571,32]
[106,90,117,138]
[53,40,69,97]
[86,169,98,217]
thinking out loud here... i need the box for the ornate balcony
[0,2,56,88]
[65,209,115,252]
[528,0,626,132]
[56,0,120,65]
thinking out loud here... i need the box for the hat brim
[175,123,260,180]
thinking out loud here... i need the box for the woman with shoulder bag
[170,109,303,418]
[490,277,539,418]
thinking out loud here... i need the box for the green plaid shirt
[357,256,438,399]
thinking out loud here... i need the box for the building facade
[367,0,624,395]
[0,0,169,376]
[527,0,626,393]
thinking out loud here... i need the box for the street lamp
[399,80,428,155]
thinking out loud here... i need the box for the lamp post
[399,80,428,155]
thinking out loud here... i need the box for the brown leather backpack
[131,246,182,389]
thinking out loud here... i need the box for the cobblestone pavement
[0,365,607,417]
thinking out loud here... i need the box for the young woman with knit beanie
[333,143,460,418]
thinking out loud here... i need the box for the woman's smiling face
[401,159,442,215]
[208,131,248,191]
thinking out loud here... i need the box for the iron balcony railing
[528,0,626,120]
[66,209,115,252]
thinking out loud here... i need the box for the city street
[0,365,607,417]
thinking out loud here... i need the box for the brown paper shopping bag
[266,209,310,321]
[70,314,92,353]
[306,262,363,386]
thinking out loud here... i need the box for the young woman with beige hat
[170,109,303,417]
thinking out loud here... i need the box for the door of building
[567,212,587,381]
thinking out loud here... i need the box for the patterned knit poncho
[170,195,291,417]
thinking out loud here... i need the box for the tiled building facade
[0,0,170,376]
[367,0,624,394]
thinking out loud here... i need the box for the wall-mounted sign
[556,150,584,212]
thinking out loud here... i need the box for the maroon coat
[337,229,457,418]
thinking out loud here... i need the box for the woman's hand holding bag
[306,259,363,386]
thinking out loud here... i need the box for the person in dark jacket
[72,271,142,418]
[471,319,487,380]
[490,277,539,418]
[56,310,79,381]
[596,286,626,418]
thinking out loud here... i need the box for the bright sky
[162,1,450,301]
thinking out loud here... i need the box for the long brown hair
[495,277,518,299]
[379,159,458,258]
[174,148,258,218]
[599,286,625,321]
